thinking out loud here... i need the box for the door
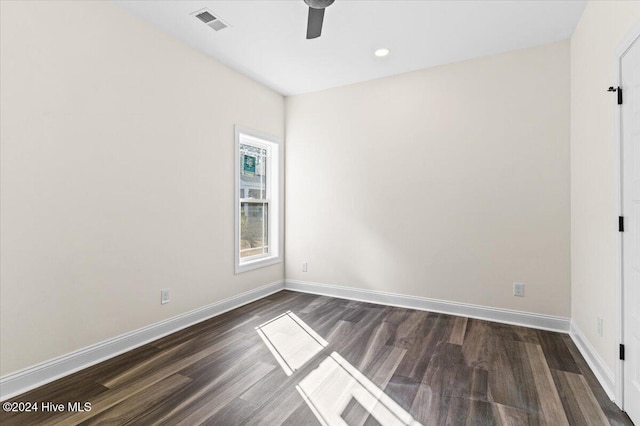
[622,32,640,425]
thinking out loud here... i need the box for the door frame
[614,20,640,411]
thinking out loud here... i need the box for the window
[235,125,283,273]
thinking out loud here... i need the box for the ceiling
[113,0,586,96]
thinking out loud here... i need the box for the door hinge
[607,86,623,104]
[620,344,625,361]
[619,216,624,232]
[618,87,623,104]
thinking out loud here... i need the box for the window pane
[240,202,269,258]
[240,144,268,199]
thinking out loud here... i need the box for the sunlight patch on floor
[258,311,422,426]
[297,352,421,426]
[256,311,328,376]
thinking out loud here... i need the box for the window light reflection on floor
[256,311,328,376]
[257,311,422,426]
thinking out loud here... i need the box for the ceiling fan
[304,0,335,39]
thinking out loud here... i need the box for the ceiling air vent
[193,9,229,32]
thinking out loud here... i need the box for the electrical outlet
[513,283,525,297]
[302,262,308,272]
[597,317,603,336]
[161,288,170,305]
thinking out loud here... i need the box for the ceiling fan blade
[306,7,325,39]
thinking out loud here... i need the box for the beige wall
[286,41,571,317]
[570,1,640,373]
[0,0,284,376]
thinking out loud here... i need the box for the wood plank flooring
[0,291,632,425]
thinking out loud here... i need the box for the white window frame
[234,125,283,274]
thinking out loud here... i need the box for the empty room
[1,0,639,424]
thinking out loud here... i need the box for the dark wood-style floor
[0,290,632,425]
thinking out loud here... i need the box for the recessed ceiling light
[374,48,390,57]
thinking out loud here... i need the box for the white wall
[0,0,284,376]
[570,1,640,374]
[286,41,571,317]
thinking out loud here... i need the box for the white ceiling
[113,0,586,96]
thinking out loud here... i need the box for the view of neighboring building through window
[235,126,282,273]
[240,143,269,258]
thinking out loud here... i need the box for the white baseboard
[284,280,570,333]
[0,280,284,401]
[4,279,610,405]
[569,320,616,401]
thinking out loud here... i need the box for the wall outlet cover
[161,289,170,305]
[513,283,525,297]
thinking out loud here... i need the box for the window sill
[235,255,282,274]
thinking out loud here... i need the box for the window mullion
[240,198,270,203]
